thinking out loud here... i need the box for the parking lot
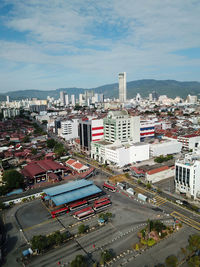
[15,180,168,244]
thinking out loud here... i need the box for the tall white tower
[60,91,65,106]
[71,95,75,106]
[119,72,127,102]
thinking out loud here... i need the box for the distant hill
[1,79,200,101]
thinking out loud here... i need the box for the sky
[0,0,200,92]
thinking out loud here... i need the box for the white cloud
[0,0,200,90]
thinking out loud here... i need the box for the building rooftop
[51,184,102,206]
[43,179,93,197]
[147,166,169,175]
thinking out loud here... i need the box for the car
[176,200,183,205]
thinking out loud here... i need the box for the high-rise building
[60,91,65,106]
[6,95,10,103]
[103,110,140,144]
[119,72,127,102]
[65,94,69,106]
[71,95,75,106]
[79,118,104,150]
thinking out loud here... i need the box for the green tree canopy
[47,138,56,149]
[165,255,178,267]
[71,255,87,267]
[78,224,87,234]
[100,250,112,265]
[2,170,24,189]
[31,235,48,252]
[54,143,65,157]
[188,234,200,252]
[188,255,200,267]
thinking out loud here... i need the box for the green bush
[147,238,156,247]
[141,238,147,245]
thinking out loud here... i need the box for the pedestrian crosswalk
[152,195,167,207]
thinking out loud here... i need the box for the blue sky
[0,0,200,92]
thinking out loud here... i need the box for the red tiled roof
[147,166,169,175]
[131,167,145,174]
[66,159,76,165]
[73,162,84,169]
[22,159,66,178]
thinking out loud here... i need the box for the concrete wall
[3,192,42,206]
[150,141,182,157]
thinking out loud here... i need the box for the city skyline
[0,0,200,92]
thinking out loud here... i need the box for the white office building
[119,72,127,102]
[91,141,149,167]
[175,152,200,200]
[103,110,140,144]
[58,119,79,141]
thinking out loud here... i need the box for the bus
[73,206,93,217]
[51,206,69,218]
[93,200,111,211]
[103,182,116,192]
[69,200,88,211]
[94,197,110,205]
[87,194,100,202]
[73,206,94,220]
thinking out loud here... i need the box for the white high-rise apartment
[65,94,69,106]
[119,72,127,102]
[71,95,75,106]
[60,91,65,106]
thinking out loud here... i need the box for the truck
[126,188,135,195]
[138,193,148,202]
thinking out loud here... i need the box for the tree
[146,183,152,189]
[154,221,166,233]
[54,143,65,157]
[100,250,112,265]
[188,255,200,267]
[188,234,200,252]
[78,224,87,234]
[23,136,30,143]
[31,235,48,252]
[165,255,178,267]
[71,255,87,267]
[2,170,24,189]
[47,138,56,149]
[99,212,112,222]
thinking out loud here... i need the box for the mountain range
[1,79,200,101]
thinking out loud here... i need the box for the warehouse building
[43,179,102,207]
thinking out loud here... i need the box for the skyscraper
[60,91,65,106]
[65,94,69,106]
[71,94,75,106]
[119,72,127,102]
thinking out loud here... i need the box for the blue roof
[43,179,93,197]
[51,184,102,206]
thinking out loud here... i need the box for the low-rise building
[177,134,200,151]
[150,139,182,157]
[146,166,174,184]
[91,140,149,167]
